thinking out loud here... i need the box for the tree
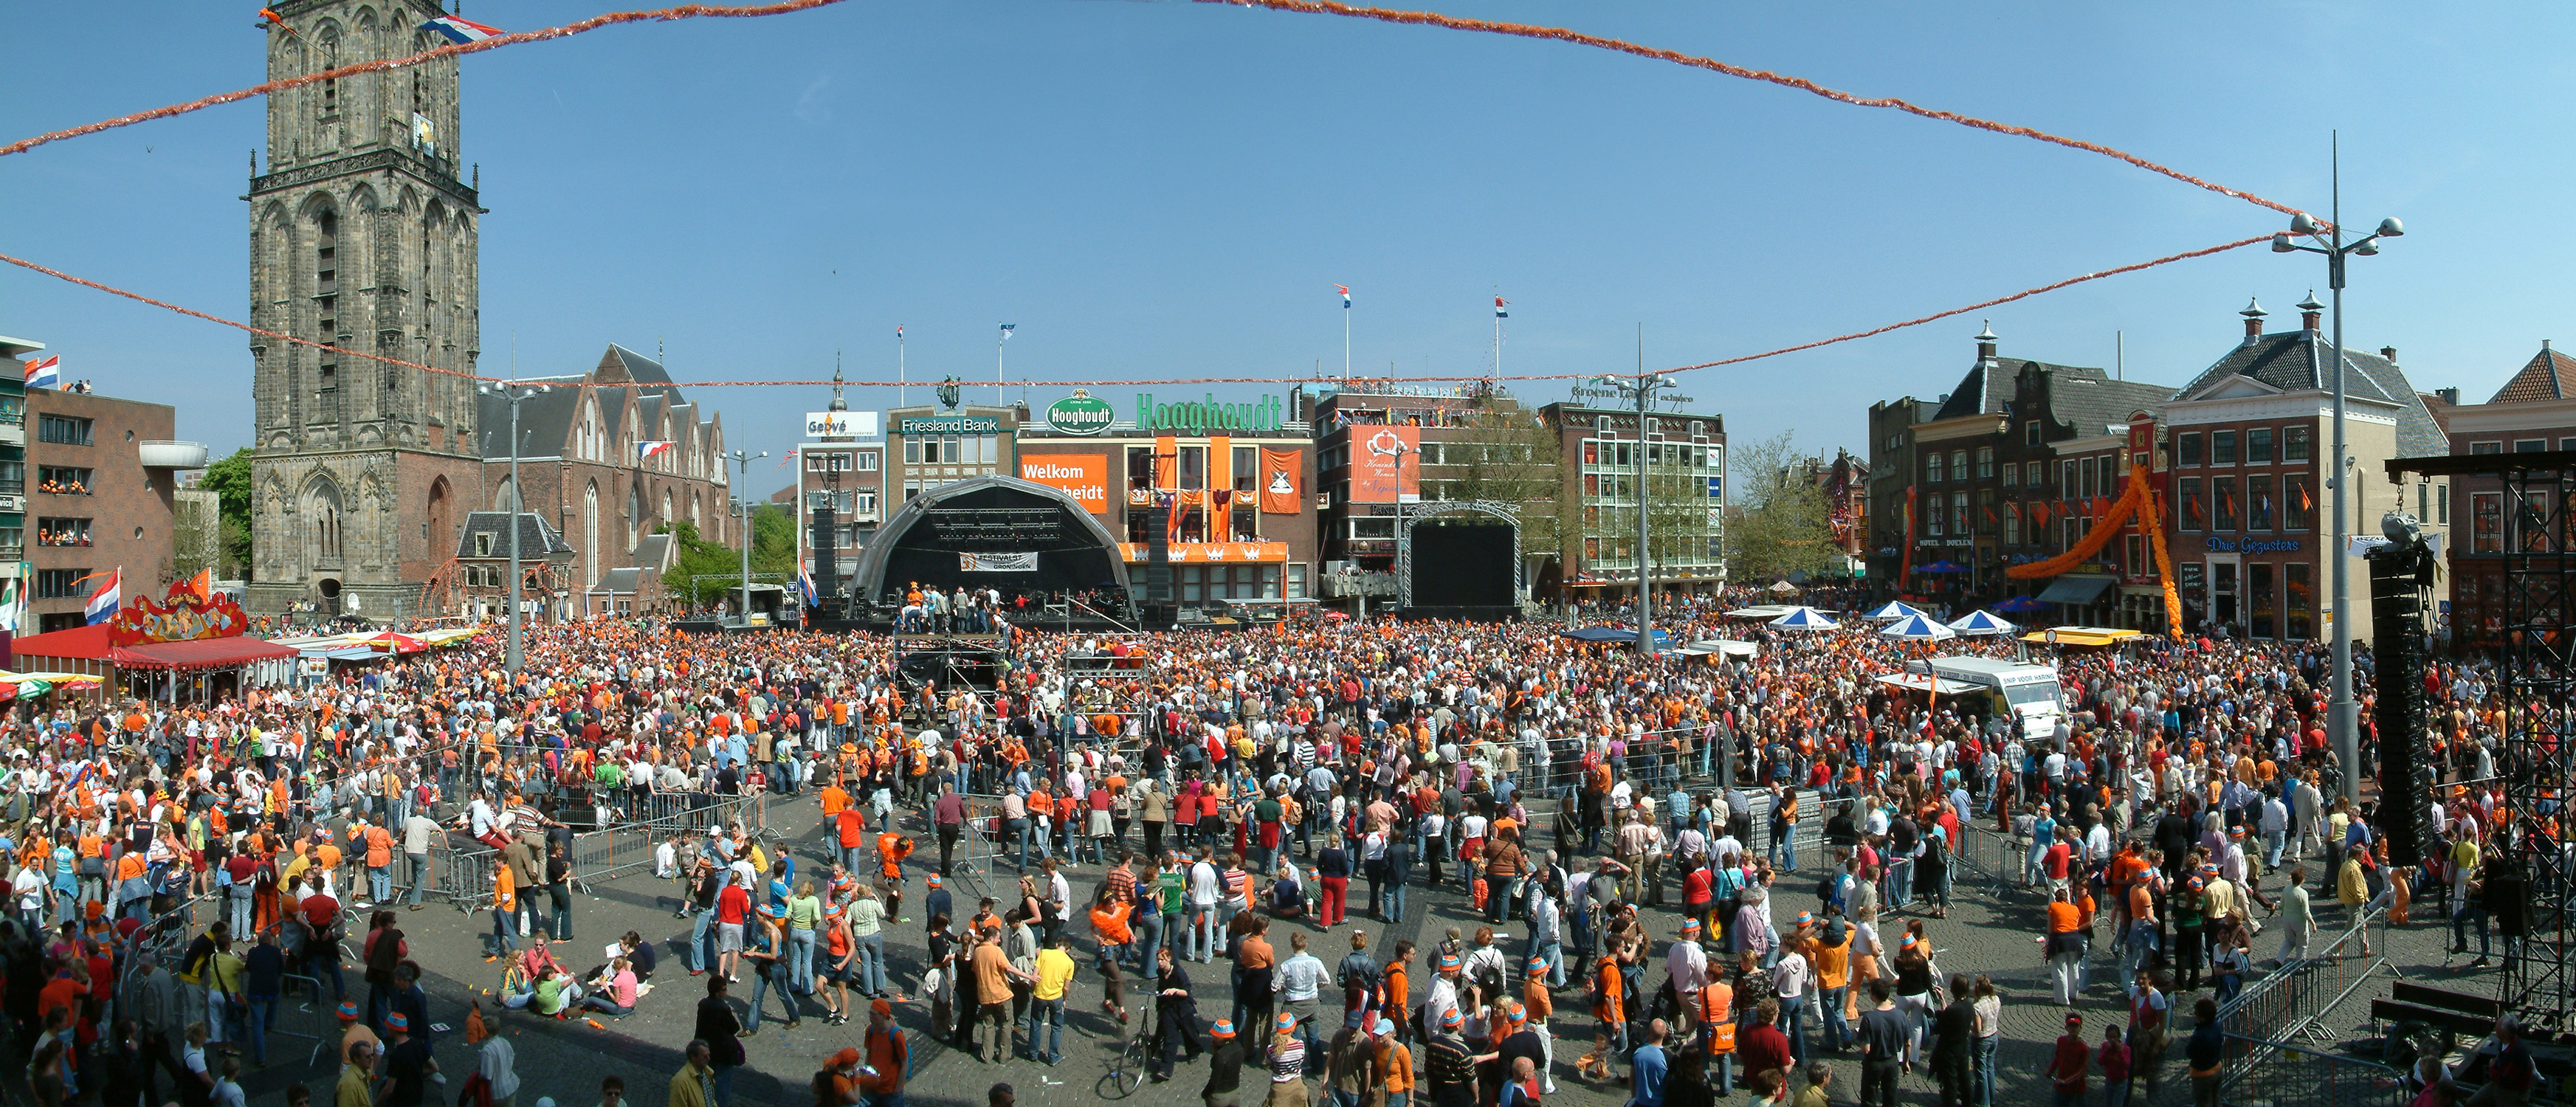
[200,447,255,579]
[1724,431,1840,582]
[658,506,799,606]
[1431,401,1570,556]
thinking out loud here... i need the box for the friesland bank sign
[898,415,1001,434]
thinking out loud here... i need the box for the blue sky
[4,1,2572,481]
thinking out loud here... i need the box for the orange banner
[1351,425,1419,503]
[1019,454,1109,513]
[1153,435,1177,490]
[1120,542,1289,563]
[1210,435,1233,499]
[1259,448,1303,514]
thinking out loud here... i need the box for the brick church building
[242,0,731,619]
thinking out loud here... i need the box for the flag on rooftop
[23,356,58,390]
[420,15,503,44]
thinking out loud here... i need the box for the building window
[35,415,91,446]
[474,532,495,556]
[2178,432,2203,466]
[1975,446,1993,479]
[2473,492,2502,553]
[35,517,91,547]
[1949,451,1966,483]
[1926,494,1943,537]
[2211,430,2239,465]
[2124,534,2145,579]
[1178,446,1206,491]
[2518,439,2549,453]
[35,467,91,495]
[2061,461,2076,492]
[2079,457,2096,500]
[2284,426,2310,463]
[1235,446,1258,494]
[2214,477,2239,531]
[2519,492,2552,551]
[2250,562,2277,638]
[2004,508,2019,545]
[1977,489,1995,535]
[2473,442,2502,455]
[33,568,87,599]
[2248,475,2276,531]
[2001,463,2018,489]
[2025,461,2042,486]
[2025,421,2041,446]
[2286,563,2312,639]
[1951,492,1967,538]
[1926,453,1943,483]
[2248,427,2274,464]
[2284,476,2312,531]
[2178,477,2204,531]
[902,437,920,464]
[2438,483,2450,525]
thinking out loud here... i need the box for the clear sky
[4,1,2572,483]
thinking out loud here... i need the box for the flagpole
[898,326,906,409]
[997,325,1005,405]
[1343,292,1351,382]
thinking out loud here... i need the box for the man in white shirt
[1666,919,1709,1035]
[1188,850,1222,963]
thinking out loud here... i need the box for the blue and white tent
[1767,606,1841,631]
[1860,600,1927,621]
[1879,613,1957,641]
[1946,610,2019,637]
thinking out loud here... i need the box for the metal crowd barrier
[430,793,769,908]
[2214,1040,2407,1107]
[2209,903,2389,1096]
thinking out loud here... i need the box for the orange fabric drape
[2007,462,2149,580]
[1898,486,1918,588]
[2146,485,2184,639]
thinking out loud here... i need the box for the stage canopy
[852,475,1131,605]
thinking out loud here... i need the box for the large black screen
[1410,523,1515,607]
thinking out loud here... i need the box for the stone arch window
[492,475,514,512]
[663,489,673,533]
[627,483,641,552]
[583,481,602,587]
[306,477,345,566]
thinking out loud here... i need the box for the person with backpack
[858,998,907,1106]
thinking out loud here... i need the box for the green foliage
[658,505,799,604]
[200,447,255,579]
[1723,431,1840,583]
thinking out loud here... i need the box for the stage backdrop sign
[959,551,1039,573]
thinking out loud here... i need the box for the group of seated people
[35,527,90,546]
[497,931,658,1018]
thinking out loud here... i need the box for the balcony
[139,441,209,469]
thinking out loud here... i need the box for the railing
[430,792,769,908]
[2212,1041,2407,1107]
[2208,903,2389,1097]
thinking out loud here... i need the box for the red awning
[10,624,111,661]
[109,637,298,672]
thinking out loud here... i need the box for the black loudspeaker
[811,505,838,611]
[1146,505,1172,602]
[2368,542,2436,866]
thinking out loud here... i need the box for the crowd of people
[0,576,2510,1107]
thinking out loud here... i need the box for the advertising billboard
[1350,425,1419,503]
[1020,454,1109,513]
[804,410,881,438]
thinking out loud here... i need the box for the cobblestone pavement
[221,795,2478,1107]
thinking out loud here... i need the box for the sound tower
[810,503,838,615]
[2367,539,2437,867]
[1146,503,1174,622]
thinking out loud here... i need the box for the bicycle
[1099,993,1160,1099]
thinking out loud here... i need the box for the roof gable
[2489,345,2576,404]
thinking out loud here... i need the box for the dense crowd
[0,578,2521,1107]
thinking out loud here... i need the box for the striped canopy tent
[1878,613,1958,642]
[1767,607,1841,631]
[1946,610,2019,637]
[1860,601,1927,622]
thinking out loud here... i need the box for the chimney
[1975,320,1997,364]
[2239,297,2267,346]
[2436,387,2460,407]
[2298,291,2324,334]
[2380,346,2398,363]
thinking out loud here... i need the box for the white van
[1907,655,2067,741]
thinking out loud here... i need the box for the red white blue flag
[82,570,118,626]
[638,441,674,461]
[22,356,58,390]
[419,15,503,44]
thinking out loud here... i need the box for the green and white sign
[1045,390,1117,435]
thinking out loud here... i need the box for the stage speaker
[2368,542,2436,866]
[811,504,838,611]
[1146,505,1172,602]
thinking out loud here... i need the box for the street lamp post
[2272,141,2403,803]
[1593,370,1681,655]
[476,379,551,675]
[722,449,768,623]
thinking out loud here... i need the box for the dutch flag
[638,441,674,461]
[419,15,503,44]
[23,355,58,390]
[82,570,119,626]
[1336,284,1350,308]
[1495,296,1509,319]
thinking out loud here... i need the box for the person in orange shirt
[362,820,396,906]
[1580,937,1628,1080]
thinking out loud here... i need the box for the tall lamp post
[723,449,768,623]
[2271,145,2403,803]
[477,379,551,675]
[1592,370,1681,654]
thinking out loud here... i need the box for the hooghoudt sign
[1020,455,1109,513]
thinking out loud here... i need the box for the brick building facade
[26,389,187,632]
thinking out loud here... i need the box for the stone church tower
[246,0,485,619]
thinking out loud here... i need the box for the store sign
[1020,455,1109,513]
[1044,390,1117,435]
[2204,536,2303,554]
[898,415,1001,435]
[1136,392,1285,432]
[804,410,880,438]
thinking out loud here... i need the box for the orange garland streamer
[2006,462,2150,580]
[0,0,857,159]
[1208,0,2304,218]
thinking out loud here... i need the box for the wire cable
[1202,0,2302,218]
[0,0,855,159]
[2,235,2265,390]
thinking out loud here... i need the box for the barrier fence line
[430,791,769,908]
[2206,903,2389,1099]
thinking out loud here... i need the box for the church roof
[475,344,715,462]
[456,511,575,559]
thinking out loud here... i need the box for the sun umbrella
[1861,601,1927,622]
[1766,580,1801,594]
[1767,606,1840,631]
[1879,613,1958,641]
[1946,610,2019,636]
